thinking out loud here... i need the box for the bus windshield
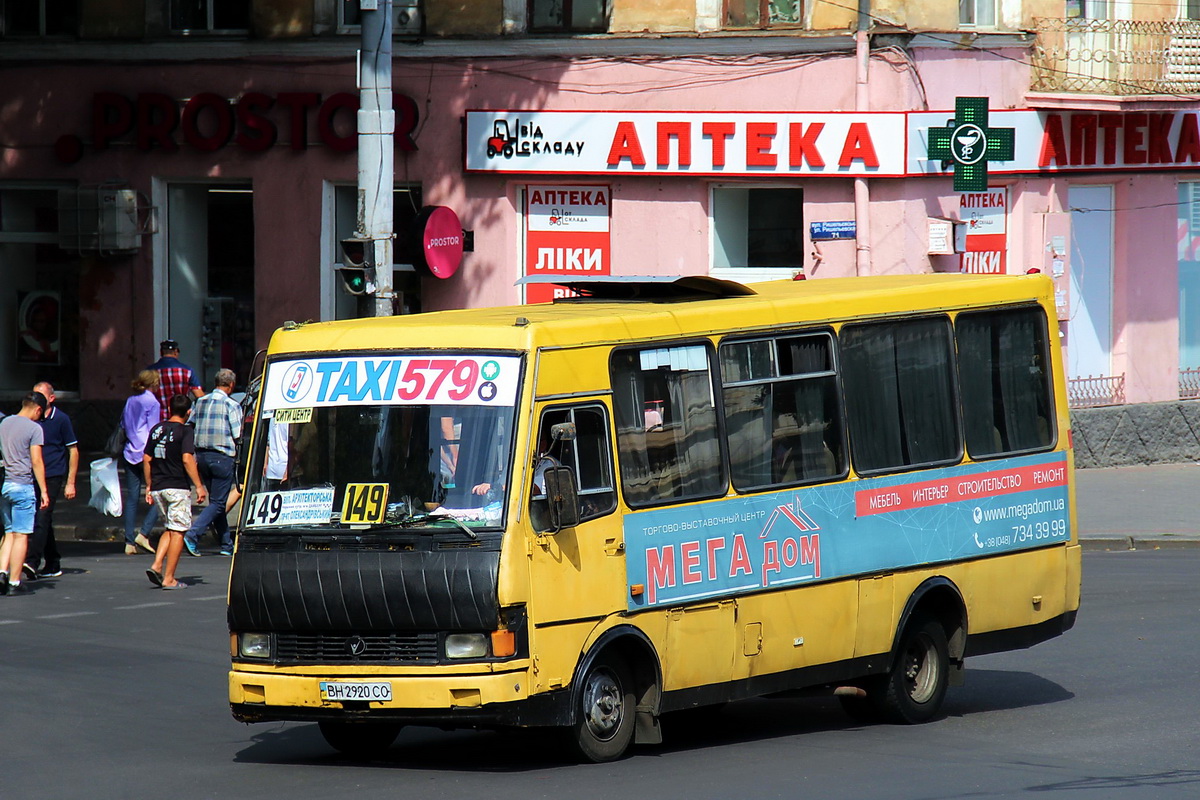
[240,353,521,531]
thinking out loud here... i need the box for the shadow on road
[231,668,1072,770]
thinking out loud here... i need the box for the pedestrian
[0,392,50,595]
[144,394,207,590]
[147,338,202,422]
[24,381,77,579]
[184,368,242,557]
[121,370,161,555]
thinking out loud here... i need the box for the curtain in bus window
[841,318,959,473]
[957,308,1054,457]
[777,335,845,481]
[611,346,725,506]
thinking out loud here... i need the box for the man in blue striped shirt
[184,368,243,556]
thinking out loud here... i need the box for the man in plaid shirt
[147,339,203,422]
[183,368,243,556]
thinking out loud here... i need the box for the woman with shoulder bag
[120,370,161,554]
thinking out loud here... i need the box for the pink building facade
[2,40,1196,430]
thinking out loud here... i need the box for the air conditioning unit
[394,1,421,35]
[57,186,153,256]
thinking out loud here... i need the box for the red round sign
[415,206,464,279]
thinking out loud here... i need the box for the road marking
[37,611,99,620]
[115,602,173,609]
[189,595,226,602]
[0,619,22,625]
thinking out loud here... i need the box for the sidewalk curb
[1080,536,1200,552]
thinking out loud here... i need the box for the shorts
[151,488,194,532]
[1,481,37,534]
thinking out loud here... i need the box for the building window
[1065,0,1108,19]
[0,186,79,390]
[529,0,608,33]
[339,0,423,35]
[724,0,802,28]
[1,0,77,37]
[170,0,249,34]
[712,187,804,280]
[959,0,996,28]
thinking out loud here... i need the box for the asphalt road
[4,546,1197,800]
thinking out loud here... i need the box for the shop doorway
[164,184,256,391]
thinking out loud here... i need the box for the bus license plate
[320,681,392,702]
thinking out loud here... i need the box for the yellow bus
[227,273,1080,762]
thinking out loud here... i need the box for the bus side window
[610,344,726,507]
[956,307,1056,458]
[840,317,961,474]
[720,331,845,491]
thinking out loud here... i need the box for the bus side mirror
[541,466,580,533]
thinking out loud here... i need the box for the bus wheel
[875,616,949,724]
[571,655,635,763]
[318,721,403,758]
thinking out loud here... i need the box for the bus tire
[875,615,949,724]
[318,721,403,758]
[571,654,635,763]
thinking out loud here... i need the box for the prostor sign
[54,90,421,163]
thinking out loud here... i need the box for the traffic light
[337,236,376,295]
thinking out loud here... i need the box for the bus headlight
[444,633,488,659]
[239,632,273,659]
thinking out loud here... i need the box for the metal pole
[853,0,871,277]
[358,0,394,317]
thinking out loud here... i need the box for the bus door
[527,403,624,626]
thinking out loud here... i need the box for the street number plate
[319,681,392,702]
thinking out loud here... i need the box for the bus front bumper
[229,666,571,728]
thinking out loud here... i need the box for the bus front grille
[274,632,440,664]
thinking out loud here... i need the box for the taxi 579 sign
[261,355,521,410]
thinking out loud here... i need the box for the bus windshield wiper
[425,512,479,540]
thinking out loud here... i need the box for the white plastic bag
[88,457,123,517]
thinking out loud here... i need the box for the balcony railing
[1031,18,1200,95]
[1181,367,1200,399]
[1068,373,1126,408]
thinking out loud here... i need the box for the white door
[1067,185,1114,380]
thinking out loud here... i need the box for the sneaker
[219,548,233,556]
[134,533,155,553]
[7,582,31,595]
[39,568,63,578]
[184,539,201,557]
[0,576,7,596]
[21,563,38,581]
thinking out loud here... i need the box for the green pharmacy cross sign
[927,97,1015,192]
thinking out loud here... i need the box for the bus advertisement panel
[626,452,1068,608]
